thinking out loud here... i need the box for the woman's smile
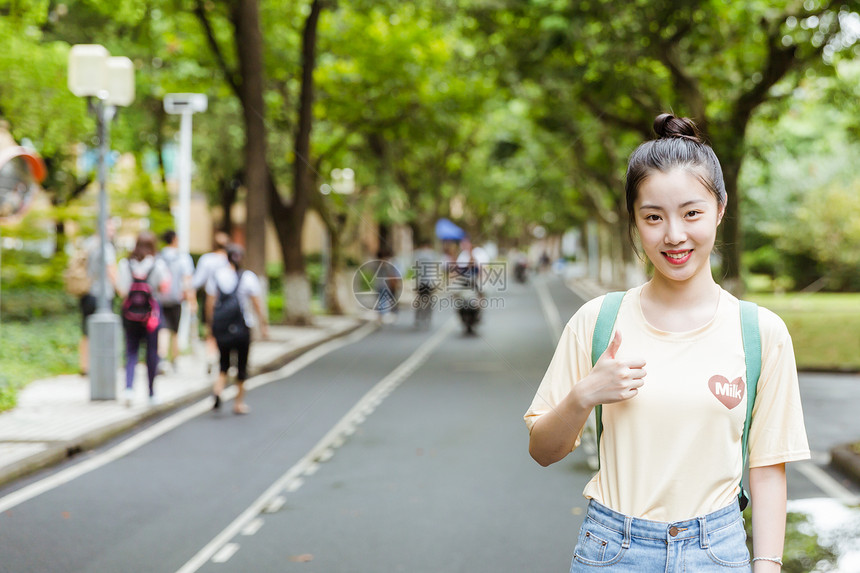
[662,249,693,265]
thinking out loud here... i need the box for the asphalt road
[0,275,856,573]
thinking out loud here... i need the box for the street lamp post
[164,94,207,350]
[68,45,135,400]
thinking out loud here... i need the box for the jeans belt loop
[622,516,632,549]
[699,516,708,549]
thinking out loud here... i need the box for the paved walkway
[0,315,369,487]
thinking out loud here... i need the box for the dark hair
[130,230,157,261]
[214,231,231,251]
[226,244,244,270]
[161,229,176,245]
[625,114,726,245]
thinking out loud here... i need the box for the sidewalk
[0,315,369,488]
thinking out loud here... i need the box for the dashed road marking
[285,477,304,493]
[534,276,563,344]
[241,518,264,536]
[174,319,456,573]
[264,495,286,514]
[211,543,239,563]
[0,323,377,516]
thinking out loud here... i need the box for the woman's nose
[663,219,686,245]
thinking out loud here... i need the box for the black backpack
[122,268,160,331]
[212,271,249,344]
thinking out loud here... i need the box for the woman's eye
[685,210,701,218]
[644,214,661,221]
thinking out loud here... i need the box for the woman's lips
[662,250,692,265]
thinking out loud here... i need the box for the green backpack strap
[738,300,761,510]
[591,292,626,465]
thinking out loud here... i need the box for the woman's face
[634,168,724,285]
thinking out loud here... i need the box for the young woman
[117,230,171,406]
[205,244,268,415]
[525,114,810,572]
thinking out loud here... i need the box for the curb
[831,443,860,488]
[0,319,370,489]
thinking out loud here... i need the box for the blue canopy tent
[434,218,466,241]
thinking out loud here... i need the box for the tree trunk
[713,138,745,295]
[232,0,268,280]
[265,0,322,325]
[219,174,239,234]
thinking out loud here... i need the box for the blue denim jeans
[571,500,751,572]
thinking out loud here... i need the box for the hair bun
[653,113,703,143]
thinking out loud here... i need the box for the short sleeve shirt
[118,256,171,297]
[192,251,229,290]
[524,285,810,522]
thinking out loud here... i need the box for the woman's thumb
[605,330,622,359]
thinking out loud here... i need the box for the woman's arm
[528,386,593,466]
[204,292,215,327]
[529,331,646,467]
[749,463,787,572]
[250,294,269,339]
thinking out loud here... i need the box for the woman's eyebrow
[638,199,708,211]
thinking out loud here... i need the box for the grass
[746,293,860,372]
[0,313,80,412]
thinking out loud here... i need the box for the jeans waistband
[584,499,742,544]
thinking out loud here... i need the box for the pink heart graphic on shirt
[708,375,745,410]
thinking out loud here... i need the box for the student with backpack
[525,114,809,572]
[205,244,268,415]
[158,229,196,371]
[117,231,171,407]
[68,220,118,377]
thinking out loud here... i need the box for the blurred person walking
[192,231,231,370]
[206,244,268,415]
[68,219,118,377]
[412,239,439,329]
[525,114,810,572]
[117,231,171,406]
[157,229,196,372]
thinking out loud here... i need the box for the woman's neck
[640,274,721,332]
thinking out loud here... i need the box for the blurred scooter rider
[455,238,490,293]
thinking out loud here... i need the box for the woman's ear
[716,201,726,226]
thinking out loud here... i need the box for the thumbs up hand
[578,331,647,408]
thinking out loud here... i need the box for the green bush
[0,313,80,412]
[1,288,78,321]
[744,507,838,572]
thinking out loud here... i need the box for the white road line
[211,543,239,563]
[174,318,456,573]
[264,495,287,514]
[534,276,564,344]
[0,323,377,515]
[241,518,264,536]
[285,477,304,493]
[795,460,860,505]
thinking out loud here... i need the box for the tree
[471,0,860,292]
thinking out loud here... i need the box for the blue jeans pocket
[573,518,627,567]
[705,517,750,568]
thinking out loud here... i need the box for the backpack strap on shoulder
[738,300,761,510]
[591,291,626,466]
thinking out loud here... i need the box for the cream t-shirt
[524,286,810,522]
